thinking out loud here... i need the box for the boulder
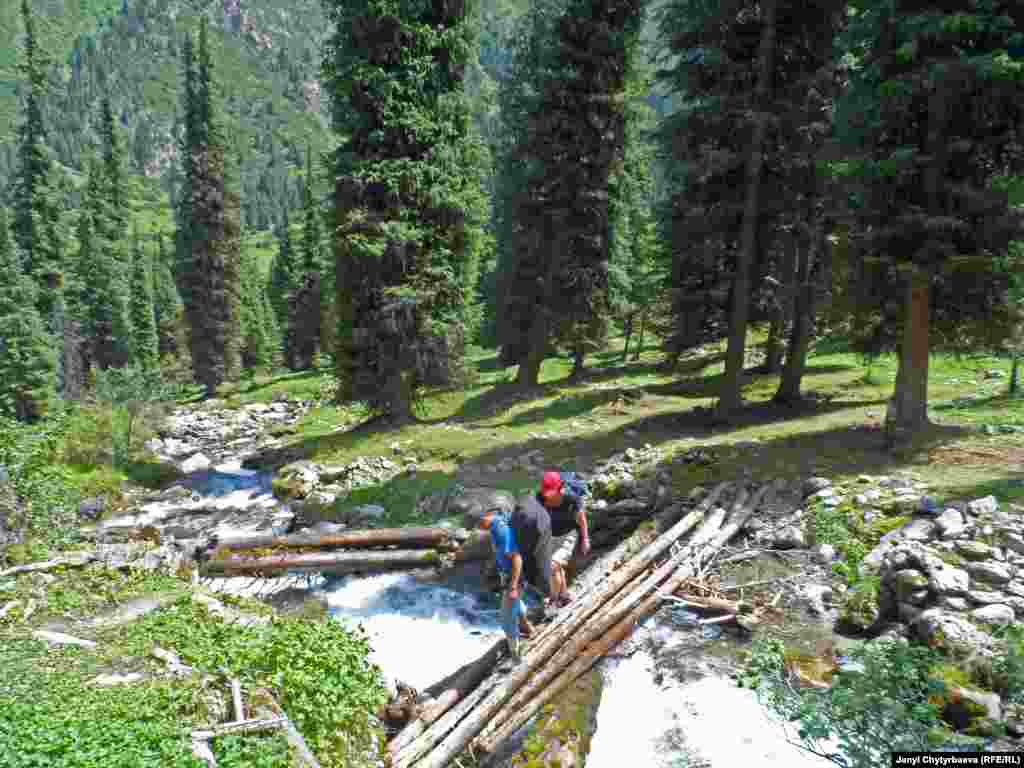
[78,497,105,521]
[803,477,832,497]
[272,461,321,501]
[955,541,994,561]
[966,561,1013,586]
[180,453,212,474]
[898,518,936,542]
[812,544,838,564]
[928,565,970,597]
[1002,533,1024,558]
[771,525,807,550]
[446,487,517,528]
[967,496,999,517]
[913,608,995,657]
[971,604,1015,626]
[967,590,1006,606]
[292,490,341,528]
[935,509,966,539]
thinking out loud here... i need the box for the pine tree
[12,0,63,319]
[835,0,1024,442]
[153,233,186,361]
[129,229,160,370]
[285,146,323,371]
[100,95,127,238]
[494,0,645,387]
[176,18,243,395]
[239,242,276,373]
[268,206,297,332]
[325,0,491,419]
[0,207,57,422]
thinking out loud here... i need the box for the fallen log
[0,552,96,577]
[392,482,732,768]
[200,549,443,577]
[389,640,505,758]
[191,716,286,741]
[477,484,771,754]
[210,527,467,553]
[475,486,759,753]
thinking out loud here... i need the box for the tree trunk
[633,309,646,361]
[1011,352,1020,396]
[885,270,931,447]
[762,312,783,373]
[715,0,777,422]
[571,342,585,380]
[621,312,633,364]
[774,226,818,404]
[200,548,443,577]
[210,526,466,553]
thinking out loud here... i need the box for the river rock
[812,544,837,564]
[971,604,1015,626]
[967,496,999,517]
[348,505,386,526]
[1002,533,1024,557]
[893,569,928,602]
[928,564,970,596]
[803,477,832,497]
[913,608,995,657]
[967,561,1013,585]
[273,461,321,501]
[180,453,211,473]
[968,590,1007,605]
[292,490,341,528]
[772,525,807,550]
[955,541,994,561]
[78,497,105,521]
[935,509,966,539]
[939,596,970,611]
[899,518,936,542]
[447,488,517,528]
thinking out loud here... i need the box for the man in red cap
[538,470,591,608]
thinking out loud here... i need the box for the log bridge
[384,480,774,768]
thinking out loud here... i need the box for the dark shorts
[512,495,553,596]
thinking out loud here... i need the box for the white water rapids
[184,466,830,767]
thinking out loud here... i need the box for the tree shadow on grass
[231,368,326,397]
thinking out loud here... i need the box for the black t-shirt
[537,492,582,537]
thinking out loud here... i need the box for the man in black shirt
[538,471,591,607]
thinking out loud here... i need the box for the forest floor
[211,333,1024,525]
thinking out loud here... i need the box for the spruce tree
[100,95,127,238]
[12,0,63,319]
[153,234,186,361]
[494,0,644,387]
[129,229,160,370]
[239,242,276,373]
[268,206,297,332]
[835,0,1024,442]
[76,160,132,370]
[324,0,490,419]
[285,147,323,371]
[176,18,243,395]
[0,207,57,422]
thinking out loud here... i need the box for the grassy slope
[216,333,1023,523]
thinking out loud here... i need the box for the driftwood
[478,484,771,754]
[200,549,444,577]
[210,527,468,553]
[392,482,733,768]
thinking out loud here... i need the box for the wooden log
[0,552,96,577]
[230,679,246,722]
[211,527,466,553]
[396,482,733,768]
[191,738,217,767]
[191,717,286,741]
[476,486,756,751]
[477,484,772,753]
[200,549,443,577]
[258,694,322,768]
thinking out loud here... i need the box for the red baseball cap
[541,472,562,496]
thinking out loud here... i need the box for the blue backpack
[560,471,590,502]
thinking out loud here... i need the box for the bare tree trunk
[775,225,820,404]
[885,270,931,446]
[571,341,585,380]
[621,311,634,364]
[1011,352,1020,396]
[633,308,646,361]
[762,313,784,373]
[715,0,777,422]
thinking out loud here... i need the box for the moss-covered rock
[839,579,882,632]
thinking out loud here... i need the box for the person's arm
[508,552,523,599]
[575,501,590,555]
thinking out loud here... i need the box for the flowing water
[185,467,835,767]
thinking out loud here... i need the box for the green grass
[227,335,1019,528]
